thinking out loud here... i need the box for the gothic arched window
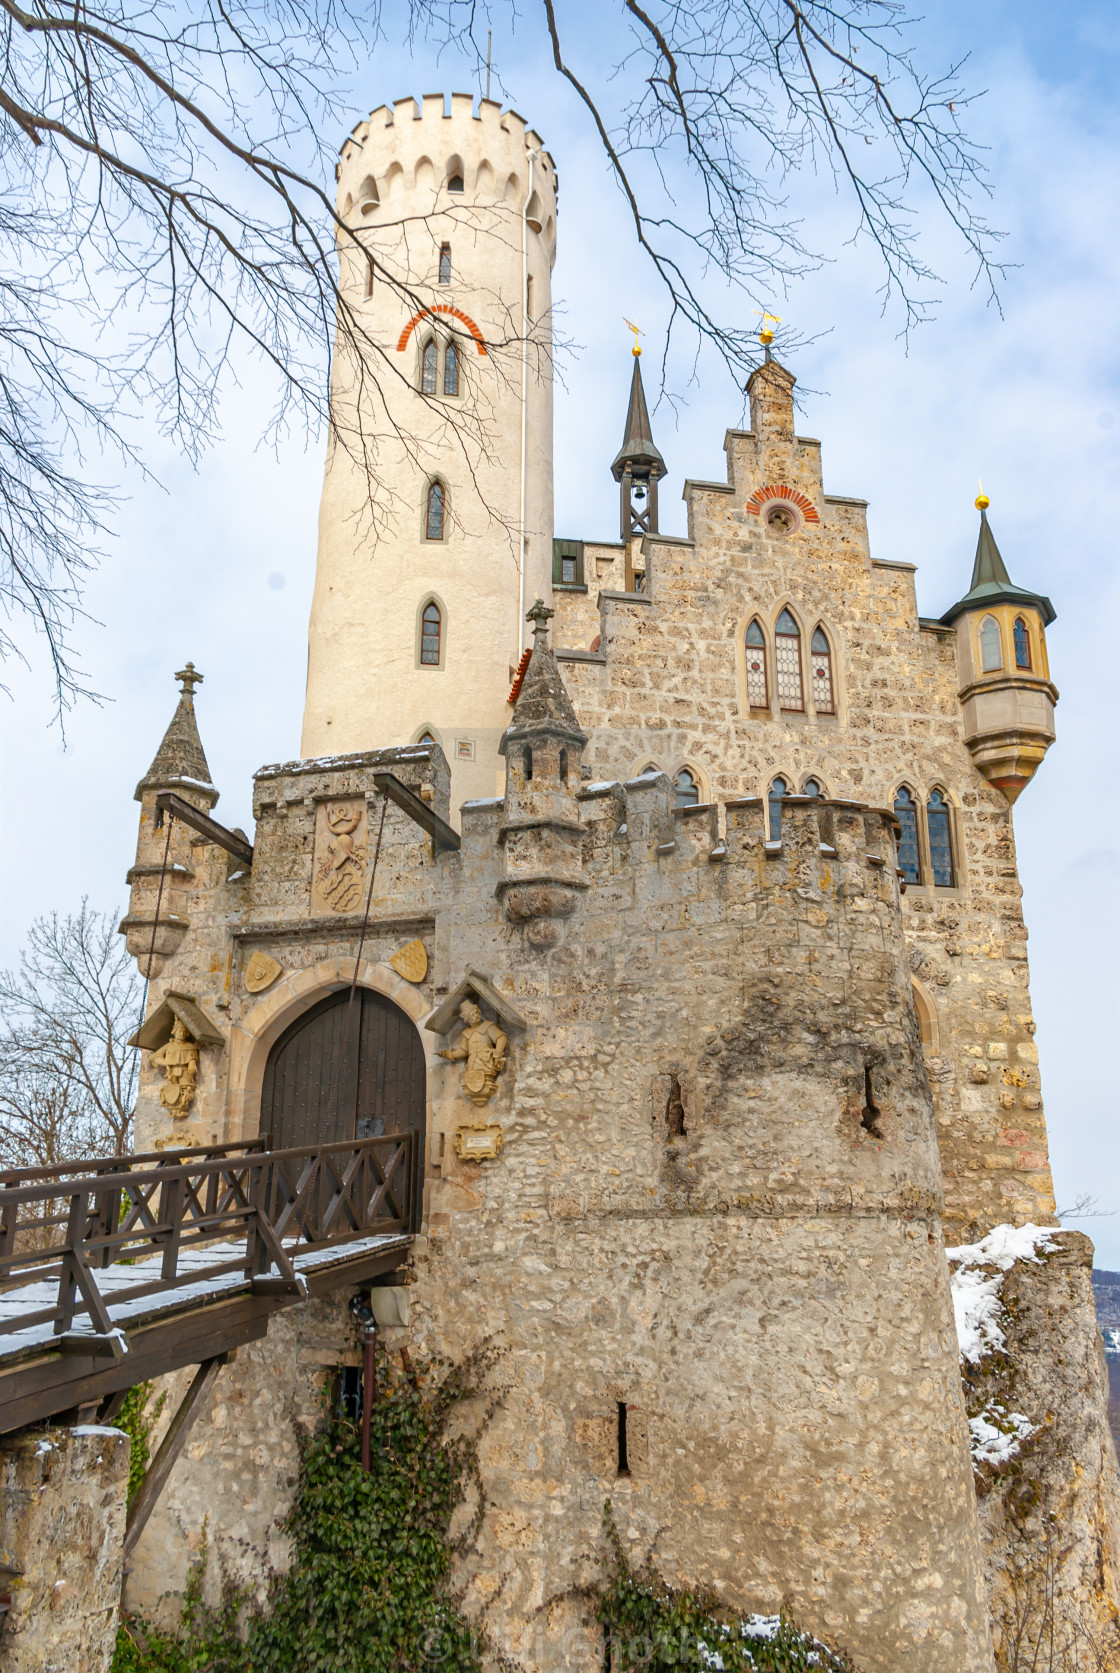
[803,778,821,797]
[420,602,442,665]
[421,338,438,395]
[745,618,769,709]
[447,174,464,193]
[443,341,460,398]
[768,776,788,841]
[774,609,804,711]
[893,787,921,884]
[1014,616,1032,670]
[810,626,835,714]
[979,614,1003,672]
[438,243,452,285]
[425,481,446,541]
[926,789,955,888]
[674,768,700,807]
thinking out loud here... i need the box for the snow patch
[969,1405,1035,1466]
[71,1425,127,1439]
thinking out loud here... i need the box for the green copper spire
[940,503,1056,628]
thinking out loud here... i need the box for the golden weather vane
[624,317,645,357]
[976,476,990,511]
[754,310,781,347]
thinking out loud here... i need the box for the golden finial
[755,310,781,347]
[975,477,990,512]
[624,317,644,357]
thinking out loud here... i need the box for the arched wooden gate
[261,987,426,1163]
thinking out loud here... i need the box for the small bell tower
[941,494,1058,802]
[611,346,666,542]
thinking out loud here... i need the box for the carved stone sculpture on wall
[390,938,428,984]
[150,1020,200,1117]
[311,798,368,914]
[439,999,508,1106]
[244,951,282,994]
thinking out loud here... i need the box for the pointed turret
[943,497,1058,804]
[611,350,666,541]
[134,662,217,806]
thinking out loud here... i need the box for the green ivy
[114,1382,167,1508]
[114,1343,497,1673]
[595,1503,859,1672]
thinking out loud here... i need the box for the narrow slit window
[443,341,460,398]
[559,748,568,782]
[861,1066,883,1137]
[926,790,955,888]
[775,609,804,711]
[364,256,374,299]
[526,274,534,320]
[616,1402,630,1477]
[893,787,921,884]
[438,242,451,285]
[524,747,533,781]
[674,768,699,807]
[979,614,1003,672]
[745,619,769,709]
[667,1074,686,1137]
[1014,616,1032,669]
[420,602,442,666]
[425,481,445,541]
[421,338,438,396]
[810,626,835,713]
[768,776,788,842]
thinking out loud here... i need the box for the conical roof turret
[941,504,1055,627]
[611,353,666,482]
[501,602,588,749]
[134,662,217,802]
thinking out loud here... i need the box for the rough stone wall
[0,1425,129,1673]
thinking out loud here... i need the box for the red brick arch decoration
[397,306,488,356]
[745,483,820,523]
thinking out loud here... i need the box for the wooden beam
[124,1357,225,1558]
[154,792,254,867]
[371,773,461,854]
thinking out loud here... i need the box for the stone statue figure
[439,1000,508,1107]
[150,1019,200,1116]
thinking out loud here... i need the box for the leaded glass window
[893,787,921,884]
[810,626,835,714]
[438,243,452,285]
[980,615,1003,672]
[745,619,769,708]
[425,481,445,541]
[775,609,803,711]
[769,776,788,841]
[674,768,700,807]
[1014,616,1031,669]
[420,602,441,665]
[443,341,460,397]
[927,790,954,887]
[421,339,438,395]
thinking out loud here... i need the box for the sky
[2,0,1118,1258]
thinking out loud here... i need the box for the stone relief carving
[390,938,428,984]
[244,951,282,993]
[150,1020,199,1117]
[311,798,367,913]
[438,999,508,1106]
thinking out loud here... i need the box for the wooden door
[262,988,426,1160]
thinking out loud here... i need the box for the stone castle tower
[301,94,557,812]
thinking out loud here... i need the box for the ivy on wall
[114,1381,167,1508]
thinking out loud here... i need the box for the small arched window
[443,341,460,398]
[438,243,452,285]
[447,173,464,193]
[417,730,437,744]
[810,627,835,714]
[745,619,769,709]
[803,778,821,797]
[420,602,442,666]
[768,776,788,841]
[674,768,700,807]
[926,790,955,888]
[775,609,804,711]
[421,338,438,396]
[980,614,1003,672]
[1014,617,1032,670]
[425,481,445,541]
[893,787,921,884]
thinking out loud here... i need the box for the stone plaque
[311,797,368,914]
[390,938,428,984]
[244,951,282,994]
[453,1123,504,1161]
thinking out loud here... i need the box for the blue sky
[2,0,1118,1256]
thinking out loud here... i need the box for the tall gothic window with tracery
[425,481,445,541]
[810,626,835,713]
[980,614,1003,672]
[420,602,442,665]
[926,790,955,887]
[443,341,460,398]
[674,768,700,807]
[438,243,452,284]
[768,776,788,841]
[774,609,804,711]
[421,339,438,395]
[894,787,921,884]
[745,619,769,708]
[1014,616,1032,669]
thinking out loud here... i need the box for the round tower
[301,93,557,815]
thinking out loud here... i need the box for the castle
[8,91,1118,1673]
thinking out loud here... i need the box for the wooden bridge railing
[0,1134,417,1345]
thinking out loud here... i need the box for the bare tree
[0,901,141,1163]
[0,0,1000,715]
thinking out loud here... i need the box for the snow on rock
[969,1405,1035,1466]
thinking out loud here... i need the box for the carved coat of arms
[311,799,368,914]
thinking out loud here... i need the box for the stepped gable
[135,662,214,802]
